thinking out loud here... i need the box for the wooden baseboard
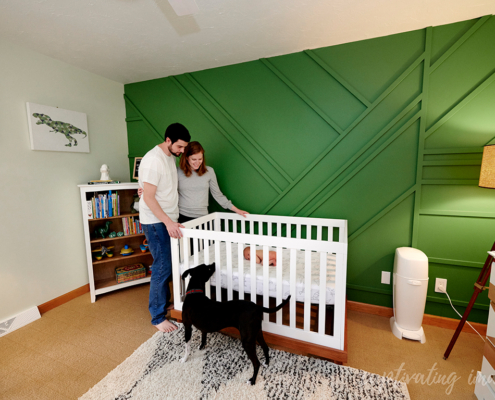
[38,284,90,315]
[347,300,487,336]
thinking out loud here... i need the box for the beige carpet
[0,283,484,399]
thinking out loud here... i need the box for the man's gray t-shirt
[178,166,233,218]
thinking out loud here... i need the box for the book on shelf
[89,192,121,219]
[122,216,143,236]
[86,201,93,219]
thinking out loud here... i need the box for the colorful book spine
[108,191,112,218]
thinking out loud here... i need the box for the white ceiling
[1,0,494,84]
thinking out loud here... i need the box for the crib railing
[171,213,348,350]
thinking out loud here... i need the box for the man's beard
[168,144,181,157]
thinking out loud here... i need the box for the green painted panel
[422,165,481,180]
[268,52,366,130]
[190,61,340,180]
[427,17,495,128]
[423,153,482,161]
[310,122,419,230]
[417,215,495,264]
[421,185,495,213]
[312,29,424,102]
[425,81,495,149]
[346,194,414,288]
[126,121,161,156]
[124,15,495,322]
[430,19,478,65]
[268,70,422,216]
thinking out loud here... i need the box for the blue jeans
[143,222,172,326]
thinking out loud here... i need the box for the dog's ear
[182,269,192,280]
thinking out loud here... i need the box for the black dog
[180,263,290,385]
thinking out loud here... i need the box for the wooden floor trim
[38,284,90,315]
[347,300,487,336]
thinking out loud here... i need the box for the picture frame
[26,102,89,153]
[133,157,142,180]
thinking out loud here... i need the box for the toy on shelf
[117,232,124,237]
[94,221,112,239]
[120,244,134,256]
[140,239,149,253]
[108,231,117,238]
[131,194,140,214]
[92,245,114,260]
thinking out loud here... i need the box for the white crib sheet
[179,242,336,305]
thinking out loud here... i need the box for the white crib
[170,213,348,362]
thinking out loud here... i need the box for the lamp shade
[479,145,495,188]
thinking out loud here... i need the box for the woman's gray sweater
[177,166,233,218]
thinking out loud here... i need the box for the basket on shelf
[115,263,146,284]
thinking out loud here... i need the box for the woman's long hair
[180,141,207,177]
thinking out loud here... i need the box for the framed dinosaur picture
[26,102,90,153]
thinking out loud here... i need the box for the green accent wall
[125,15,495,323]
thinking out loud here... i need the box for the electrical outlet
[435,278,447,293]
[381,271,391,284]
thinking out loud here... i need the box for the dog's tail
[260,295,291,314]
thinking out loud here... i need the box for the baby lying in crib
[243,246,277,266]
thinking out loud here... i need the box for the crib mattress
[179,242,336,305]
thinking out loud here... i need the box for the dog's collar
[186,289,204,295]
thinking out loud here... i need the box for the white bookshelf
[79,183,151,302]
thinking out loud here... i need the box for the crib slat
[204,237,210,265]
[193,233,199,266]
[276,246,283,325]
[289,248,296,329]
[226,241,233,300]
[183,236,190,294]
[215,239,221,302]
[263,245,269,322]
[171,238,182,309]
[318,251,327,335]
[238,242,244,300]
[304,250,311,332]
[241,220,245,234]
[250,246,256,304]
[317,225,322,241]
[183,237,190,270]
[296,224,301,239]
[204,227,211,298]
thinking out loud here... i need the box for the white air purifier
[390,247,428,344]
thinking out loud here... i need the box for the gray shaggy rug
[80,324,410,400]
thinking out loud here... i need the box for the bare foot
[155,319,178,333]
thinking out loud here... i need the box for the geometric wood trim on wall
[125,15,495,322]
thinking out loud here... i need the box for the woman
[138,141,248,222]
[177,141,248,223]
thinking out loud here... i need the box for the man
[139,123,190,332]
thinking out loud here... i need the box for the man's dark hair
[165,123,191,143]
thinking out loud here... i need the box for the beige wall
[0,39,128,321]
